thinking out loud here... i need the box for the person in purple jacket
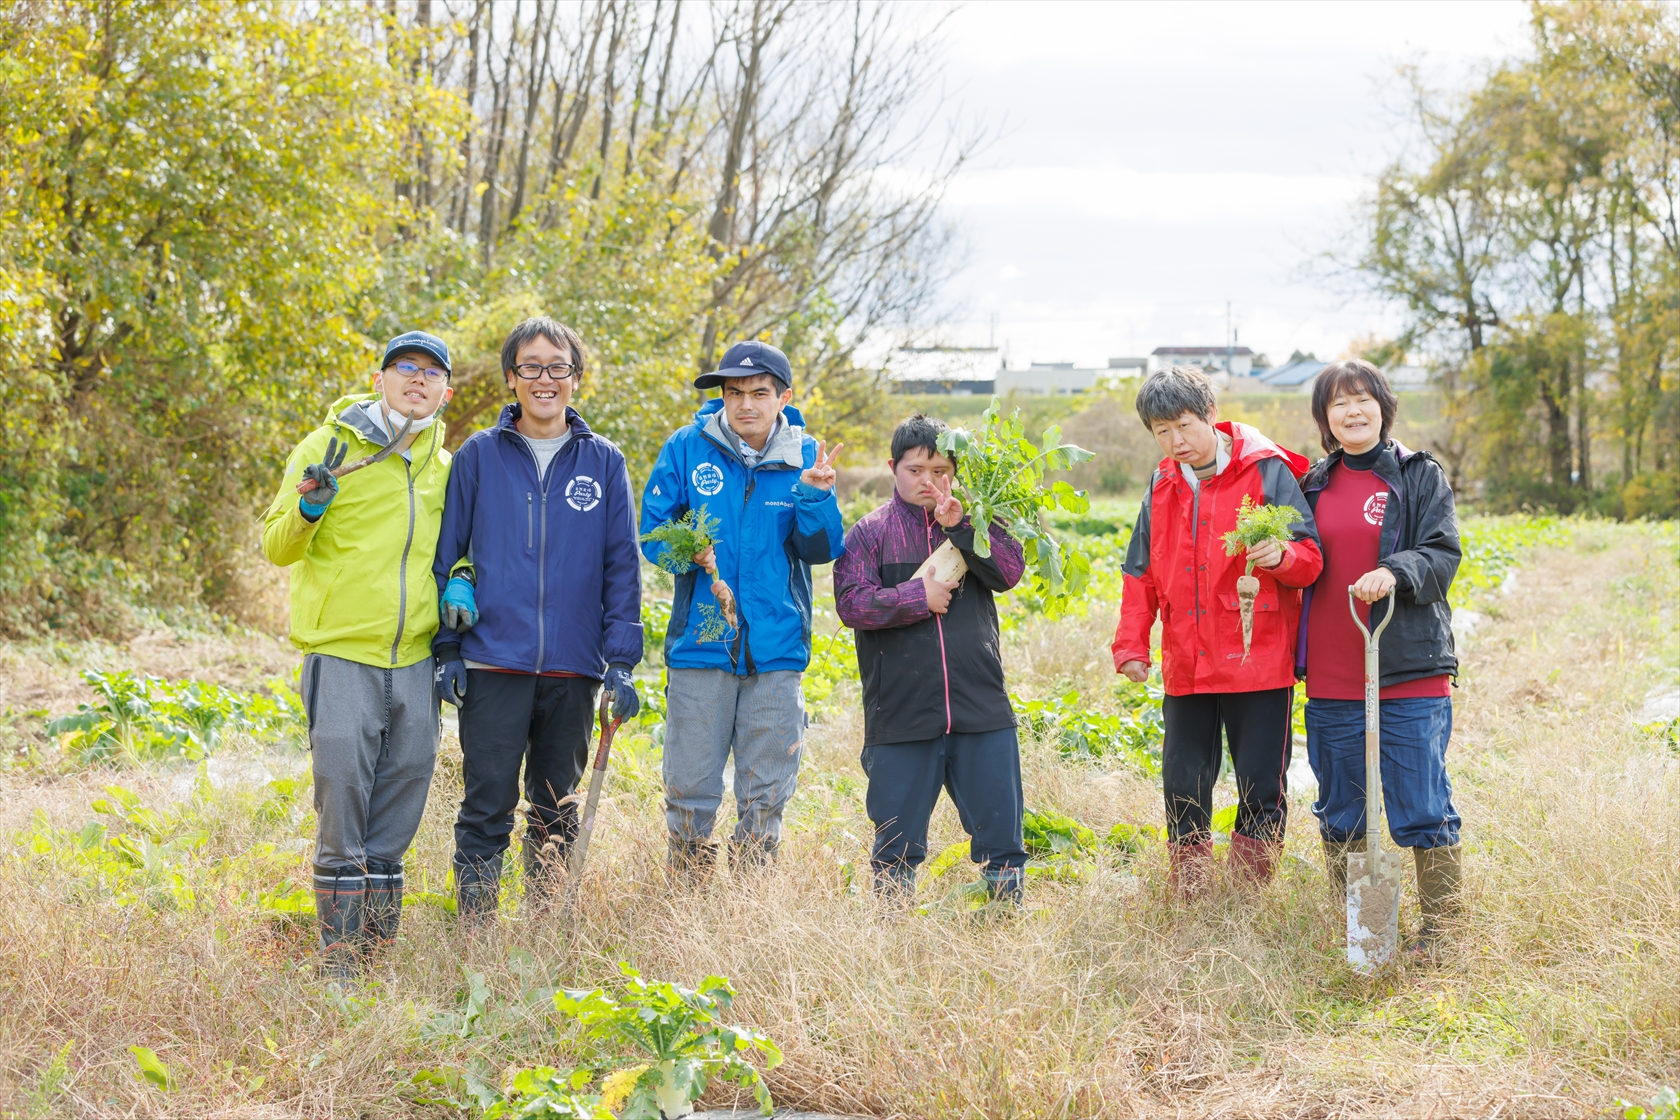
[833,414,1029,904]
[431,317,643,920]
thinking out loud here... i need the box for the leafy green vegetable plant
[935,398,1096,604]
[552,963,782,1119]
[641,507,736,642]
[1220,495,1302,658]
[45,670,303,764]
[1616,1087,1680,1120]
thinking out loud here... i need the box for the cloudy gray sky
[915,0,1531,369]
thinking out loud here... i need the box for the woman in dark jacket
[1298,359,1463,951]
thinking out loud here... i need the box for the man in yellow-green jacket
[262,330,453,982]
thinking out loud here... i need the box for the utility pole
[1226,300,1233,376]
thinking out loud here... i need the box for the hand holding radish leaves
[933,398,1096,604]
[640,507,737,641]
[1219,495,1303,658]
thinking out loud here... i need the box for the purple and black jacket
[833,492,1026,746]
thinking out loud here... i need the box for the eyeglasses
[513,362,577,380]
[390,360,450,383]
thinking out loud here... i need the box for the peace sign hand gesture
[933,474,964,529]
[800,440,844,491]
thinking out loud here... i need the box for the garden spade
[1345,586,1402,973]
[567,693,625,889]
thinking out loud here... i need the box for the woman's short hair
[500,316,587,380]
[1135,366,1218,429]
[1311,359,1398,453]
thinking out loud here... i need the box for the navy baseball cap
[382,330,451,373]
[694,340,791,391]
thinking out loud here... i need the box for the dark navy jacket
[639,401,845,675]
[432,405,643,677]
[1297,440,1460,688]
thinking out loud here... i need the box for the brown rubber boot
[1228,833,1281,885]
[1323,837,1365,896]
[1411,844,1463,955]
[667,837,718,887]
[1167,840,1215,898]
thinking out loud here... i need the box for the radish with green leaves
[921,398,1096,606]
[640,507,736,642]
[1220,495,1303,658]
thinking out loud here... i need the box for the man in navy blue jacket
[432,317,643,919]
[641,340,845,877]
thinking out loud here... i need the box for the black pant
[1161,687,1293,846]
[453,670,598,877]
[861,726,1027,874]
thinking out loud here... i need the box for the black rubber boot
[313,866,365,985]
[871,862,916,907]
[454,855,502,926]
[363,861,404,951]
[521,834,568,908]
[983,864,1025,906]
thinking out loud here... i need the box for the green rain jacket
[262,393,452,669]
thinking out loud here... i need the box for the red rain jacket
[1112,422,1323,696]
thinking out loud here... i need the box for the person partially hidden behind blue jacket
[640,340,845,879]
[431,316,644,920]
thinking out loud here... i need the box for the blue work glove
[440,576,479,632]
[605,663,639,723]
[434,658,467,707]
[298,437,348,522]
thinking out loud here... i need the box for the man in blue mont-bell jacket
[432,317,643,919]
[641,340,845,877]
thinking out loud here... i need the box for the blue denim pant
[1304,696,1461,849]
[861,727,1027,874]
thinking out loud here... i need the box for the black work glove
[434,658,467,707]
[605,663,639,723]
[299,437,349,520]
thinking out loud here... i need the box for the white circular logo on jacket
[565,475,602,512]
[1364,491,1388,526]
[692,462,725,497]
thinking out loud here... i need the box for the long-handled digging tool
[294,409,416,496]
[567,693,625,895]
[1346,586,1402,972]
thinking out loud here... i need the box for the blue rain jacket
[640,401,844,675]
[432,405,643,676]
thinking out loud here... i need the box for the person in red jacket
[1113,366,1323,894]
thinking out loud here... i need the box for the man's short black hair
[890,413,951,465]
[501,316,587,379]
[1135,365,1218,429]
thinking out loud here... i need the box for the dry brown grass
[0,521,1676,1118]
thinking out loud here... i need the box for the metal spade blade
[1346,586,1400,973]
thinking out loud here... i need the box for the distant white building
[1151,345,1254,379]
[885,347,999,395]
[996,361,1109,396]
[1387,365,1430,391]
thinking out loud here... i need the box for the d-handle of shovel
[1348,586,1394,879]
[567,693,625,884]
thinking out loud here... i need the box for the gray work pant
[663,668,804,844]
[302,652,440,873]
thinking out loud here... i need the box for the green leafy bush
[44,670,303,764]
[1012,684,1163,776]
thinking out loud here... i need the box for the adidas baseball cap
[693,340,791,391]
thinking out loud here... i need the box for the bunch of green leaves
[935,398,1096,604]
[21,785,208,910]
[1616,1087,1680,1120]
[640,508,721,575]
[44,670,303,765]
[1011,684,1163,777]
[552,962,782,1119]
[1220,495,1302,575]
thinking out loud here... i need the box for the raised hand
[298,438,349,515]
[932,474,964,529]
[800,440,844,491]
